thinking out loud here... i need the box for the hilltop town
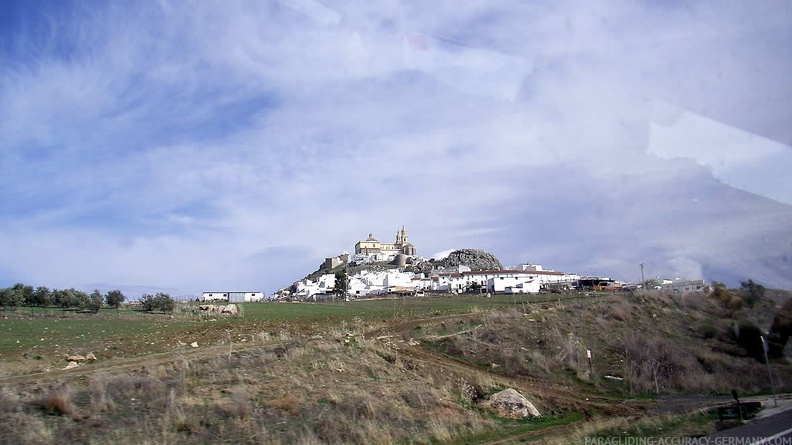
[268,226,706,301]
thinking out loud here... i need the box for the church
[354,226,416,256]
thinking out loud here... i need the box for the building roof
[462,269,565,276]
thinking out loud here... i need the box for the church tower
[396,226,408,245]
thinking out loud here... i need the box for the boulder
[66,355,86,362]
[485,388,541,419]
[439,249,503,271]
[85,352,97,361]
[221,304,238,315]
[63,361,80,370]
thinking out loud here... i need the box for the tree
[12,283,34,306]
[105,289,125,312]
[155,292,176,313]
[140,292,175,313]
[31,286,52,307]
[140,293,155,312]
[53,289,79,311]
[334,268,348,300]
[71,289,90,309]
[740,279,765,308]
[0,287,24,311]
[84,289,103,314]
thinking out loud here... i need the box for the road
[708,407,792,444]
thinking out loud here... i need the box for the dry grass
[0,333,496,444]
[0,290,789,444]
[425,291,792,398]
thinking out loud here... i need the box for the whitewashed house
[428,264,579,294]
[294,274,337,299]
[348,269,420,296]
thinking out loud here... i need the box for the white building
[659,279,707,292]
[430,265,579,294]
[348,269,419,297]
[294,274,337,299]
[201,291,264,302]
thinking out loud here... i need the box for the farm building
[201,291,264,302]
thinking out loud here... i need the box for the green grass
[448,412,584,444]
[0,293,624,367]
[0,316,195,356]
[589,410,719,439]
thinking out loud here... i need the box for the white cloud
[1,0,791,294]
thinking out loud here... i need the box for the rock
[221,304,238,315]
[66,355,86,362]
[199,305,214,311]
[485,388,541,419]
[439,249,503,271]
[85,352,97,361]
[190,342,199,348]
[63,361,80,370]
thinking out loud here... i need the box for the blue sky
[1,0,791,296]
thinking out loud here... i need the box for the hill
[0,287,790,443]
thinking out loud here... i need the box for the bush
[739,279,765,308]
[699,322,717,339]
[710,282,743,311]
[140,293,176,313]
[731,321,765,360]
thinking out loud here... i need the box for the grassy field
[0,290,790,444]
[0,293,598,364]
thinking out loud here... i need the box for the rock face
[440,249,503,271]
[485,389,541,419]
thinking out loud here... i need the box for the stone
[85,352,97,361]
[190,342,199,348]
[66,355,85,362]
[63,361,80,370]
[485,388,541,419]
[221,304,238,315]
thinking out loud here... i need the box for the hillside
[0,288,790,443]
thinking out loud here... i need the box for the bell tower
[396,226,407,245]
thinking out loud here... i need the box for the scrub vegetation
[0,287,790,444]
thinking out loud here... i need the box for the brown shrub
[269,393,300,416]
[43,383,72,416]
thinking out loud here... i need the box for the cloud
[1,0,790,295]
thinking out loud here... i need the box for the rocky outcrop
[440,249,503,271]
[484,388,541,419]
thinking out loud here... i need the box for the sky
[1,0,791,297]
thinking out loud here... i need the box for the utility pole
[760,336,778,407]
[640,263,646,291]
